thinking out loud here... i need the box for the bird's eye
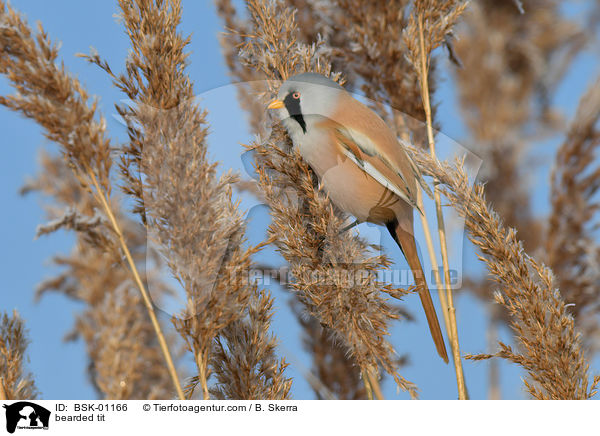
[292,92,301,99]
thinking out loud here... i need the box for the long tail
[387,219,449,363]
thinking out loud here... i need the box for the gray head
[269,73,345,139]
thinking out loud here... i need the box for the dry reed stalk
[215,0,273,138]
[251,134,411,396]
[210,289,292,399]
[450,0,591,392]
[414,192,452,338]
[362,373,374,400]
[221,0,417,397]
[452,0,587,260]
[456,0,588,260]
[364,368,384,400]
[24,152,178,400]
[452,2,594,382]
[73,288,181,399]
[88,169,185,400]
[81,0,289,399]
[0,311,38,399]
[0,0,183,399]
[319,0,459,373]
[546,74,600,352]
[404,0,469,400]
[410,148,600,399]
[254,265,372,399]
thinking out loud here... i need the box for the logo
[2,402,50,433]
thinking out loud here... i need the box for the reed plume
[216,0,367,399]
[546,75,600,353]
[453,0,587,256]
[22,138,178,401]
[403,0,469,399]
[410,148,600,399]
[453,0,595,390]
[0,311,38,400]
[0,0,181,399]
[82,0,289,399]
[218,0,417,397]
[2,0,599,401]
[210,289,292,399]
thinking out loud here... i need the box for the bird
[268,72,449,363]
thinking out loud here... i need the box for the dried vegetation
[1,0,599,399]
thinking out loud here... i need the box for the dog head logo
[2,402,50,433]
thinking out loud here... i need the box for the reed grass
[546,75,600,352]
[23,152,177,400]
[0,0,183,399]
[410,148,600,399]
[0,311,38,400]
[84,0,289,400]
[1,0,599,401]
[403,0,469,400]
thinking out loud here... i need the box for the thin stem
[196,351,211,400]
[487,307,501,400]
[362,369,374,400]
[417,13,468,400]
[366,368,384,400]
[87,168,185,400]
[416,190,452,339]
[402,130,453,340]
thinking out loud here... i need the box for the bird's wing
[332,124,426,215]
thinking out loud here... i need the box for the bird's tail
[387,219,449,363]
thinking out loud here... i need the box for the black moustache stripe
[283,92,307,133]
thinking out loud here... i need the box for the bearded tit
[268,72,448,363]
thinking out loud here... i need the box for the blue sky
[0,1,598,400]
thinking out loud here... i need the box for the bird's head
[268,72,343,139]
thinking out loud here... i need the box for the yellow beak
[267,99,285,109]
